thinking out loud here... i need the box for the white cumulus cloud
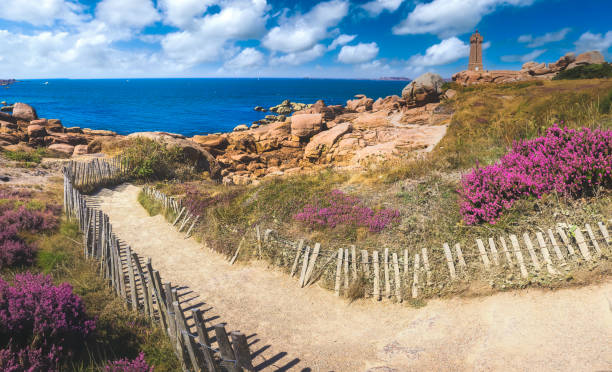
[270,44,326,65]
[158,0,214,28]
[96,0,160,29]
[361,0,403,17]
[574,31,612,54]
[0,0,87,26]
[338,42,379,64]
[262,0,349,54]
[161,0,268,67]
[224,48,265,70]
[393,0,534,38]
[407,37,469,66]
[518,28,571,48]
[328,34,357,50]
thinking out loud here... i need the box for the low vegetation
[0,185,179,371]
[553,63,612,80]
[121,137,189,181]
[138,79,612,299]
[460,125,612,224]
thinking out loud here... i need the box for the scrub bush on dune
[460,125,612,225]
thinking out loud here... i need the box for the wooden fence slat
[351,245,358,280]
[392,253,402,303]
[126,247,139,312]
[509,234,528,278]
[298,245,310,288]
[290,239,304,277]
[383,248,390,297]
[192,309,219,372]
[132,253,151,318]
[231,332,254,371]
[304,243,320,286]
[547,229,566,263]
[173,301,200,372]
[522,233,542,271]
[215,324,242,372]
[373,250,381,301]
[584,224,602,254]
[361,250,370,276]
[499,237,513,267]
[421,248,432,285]
[442,243,457,279]
[344,248,350,289]
[164,283,177,343]
[573,228,592,260]
[487,238,500,266]
[411,253,420,299]
[403,249,408,276]
[535,232,557,275]
[454,244,467,270]
[334,248,343,296]
[476,239,491,269]
[556,227,576,256]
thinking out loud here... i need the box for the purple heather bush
[460,125,612,225]
[0,273,95,371]
[104,352,154,372]
[294,189,400,232]
[0,190,59,268]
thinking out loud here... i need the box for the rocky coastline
[1,49,608,185]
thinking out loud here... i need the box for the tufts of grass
[138,190,162,216]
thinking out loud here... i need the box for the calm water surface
[1,79,408,136]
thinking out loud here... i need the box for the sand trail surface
[94,184,612,372]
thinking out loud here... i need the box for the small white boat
[43,81,49,85]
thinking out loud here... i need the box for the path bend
[94,184,612,372]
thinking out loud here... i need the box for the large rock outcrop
[402,73,445,106]
[290,113,323,139]
[12,103,38,121]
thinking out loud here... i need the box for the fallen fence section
[63,160,254,372]
[142,186,611,303]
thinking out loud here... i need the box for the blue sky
[0,0,610,79]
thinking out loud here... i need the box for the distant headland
[0,79,16,86]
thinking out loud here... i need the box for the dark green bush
[553,63,612,80]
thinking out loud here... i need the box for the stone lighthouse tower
[468,30,484,71]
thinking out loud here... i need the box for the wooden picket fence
[63,160,255,372]
[142,186,611,303]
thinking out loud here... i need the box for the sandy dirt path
[94,184,612,372]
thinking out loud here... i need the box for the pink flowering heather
[0,273,96,371]
[0,191,59,268]
[104,352,154,372]
[294,189,400,232]
[460,125,612,224]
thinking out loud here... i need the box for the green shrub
[121,138,185,181]
[553,63,612,80]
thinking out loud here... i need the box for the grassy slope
[149,79,612,297]
[0,180,179,371]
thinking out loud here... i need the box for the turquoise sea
[1,79,408,137]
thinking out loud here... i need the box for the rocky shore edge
[1,49,607,185]
[0,72,453,185]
